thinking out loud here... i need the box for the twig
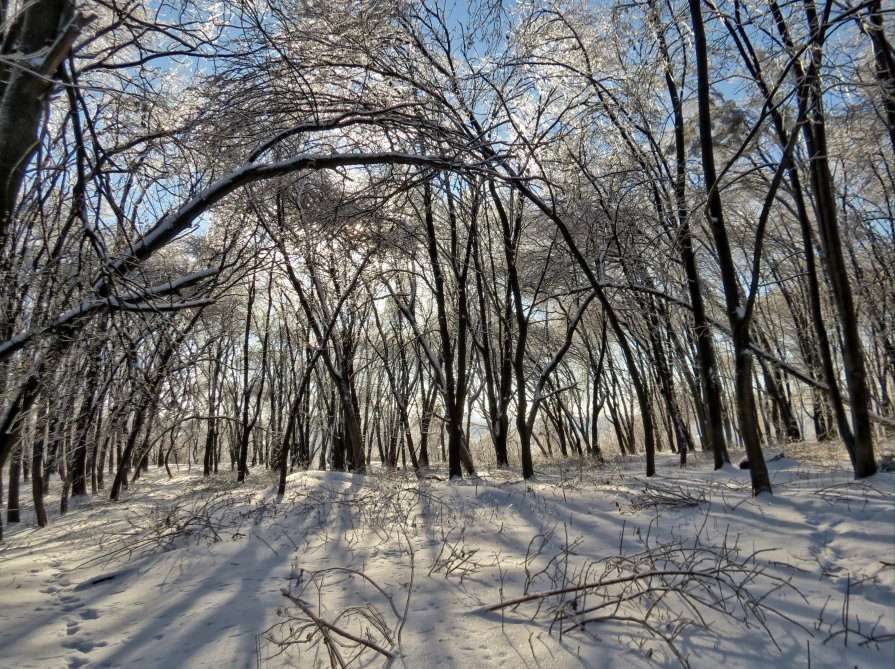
[281,590,394,659]
[485,569,722,611]
[396,527,415,646]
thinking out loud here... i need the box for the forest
[1,1,894,667]
[2,0,892,524]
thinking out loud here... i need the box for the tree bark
[689,0,771,494]
[0,0,76,248]
[6,446,21,523]
[771,0,877,477]
[650,0,729,468]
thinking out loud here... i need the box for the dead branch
[280,590,394,659]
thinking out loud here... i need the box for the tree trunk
[32,436,47,527]
[0,0,75,247]
[650,0,729,468]
[771,0,876,477]
[6,447,21,523]
[689,0,770,494]
[864,0,895,155]
[488,184,533,477]
[423,181,474,478]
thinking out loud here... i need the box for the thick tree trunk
[865,0,895,155]
[204,346,223,477]
[342,389,366,473]
[417,376,436,469]
[111,314,200,499]
[770,0,876,477]
[608,308,657,476]
[587,321,609,463]
[0,374,40,472]
[110,403,148,500]
[0,1,76,247]
[69,363,101,498]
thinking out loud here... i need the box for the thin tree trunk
[650,0,729,468]
[32,434,47,527]
[6,447,21,523]
[689,0,770,494]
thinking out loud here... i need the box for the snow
[1,444,893,669]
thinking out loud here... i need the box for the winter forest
[1,1,894,668]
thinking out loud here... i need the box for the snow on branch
[104,297,216,313]
[100,151,470,292]
[3,151,471,363]
[246,104,427,163]
[116,267,219,302]
[0,271,217,362]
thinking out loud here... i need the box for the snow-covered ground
[2,444,893,669]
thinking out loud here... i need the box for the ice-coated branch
[2,152,466,363]
[483,569,719,612]
[100,151,464,290]
[105,297,216,313]
[281,590,395,659]
[117,267,219,301]
[0,269,217,362]
[246,105,426,163]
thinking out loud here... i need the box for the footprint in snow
[62,635,108,653]
[79,608,100,621]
